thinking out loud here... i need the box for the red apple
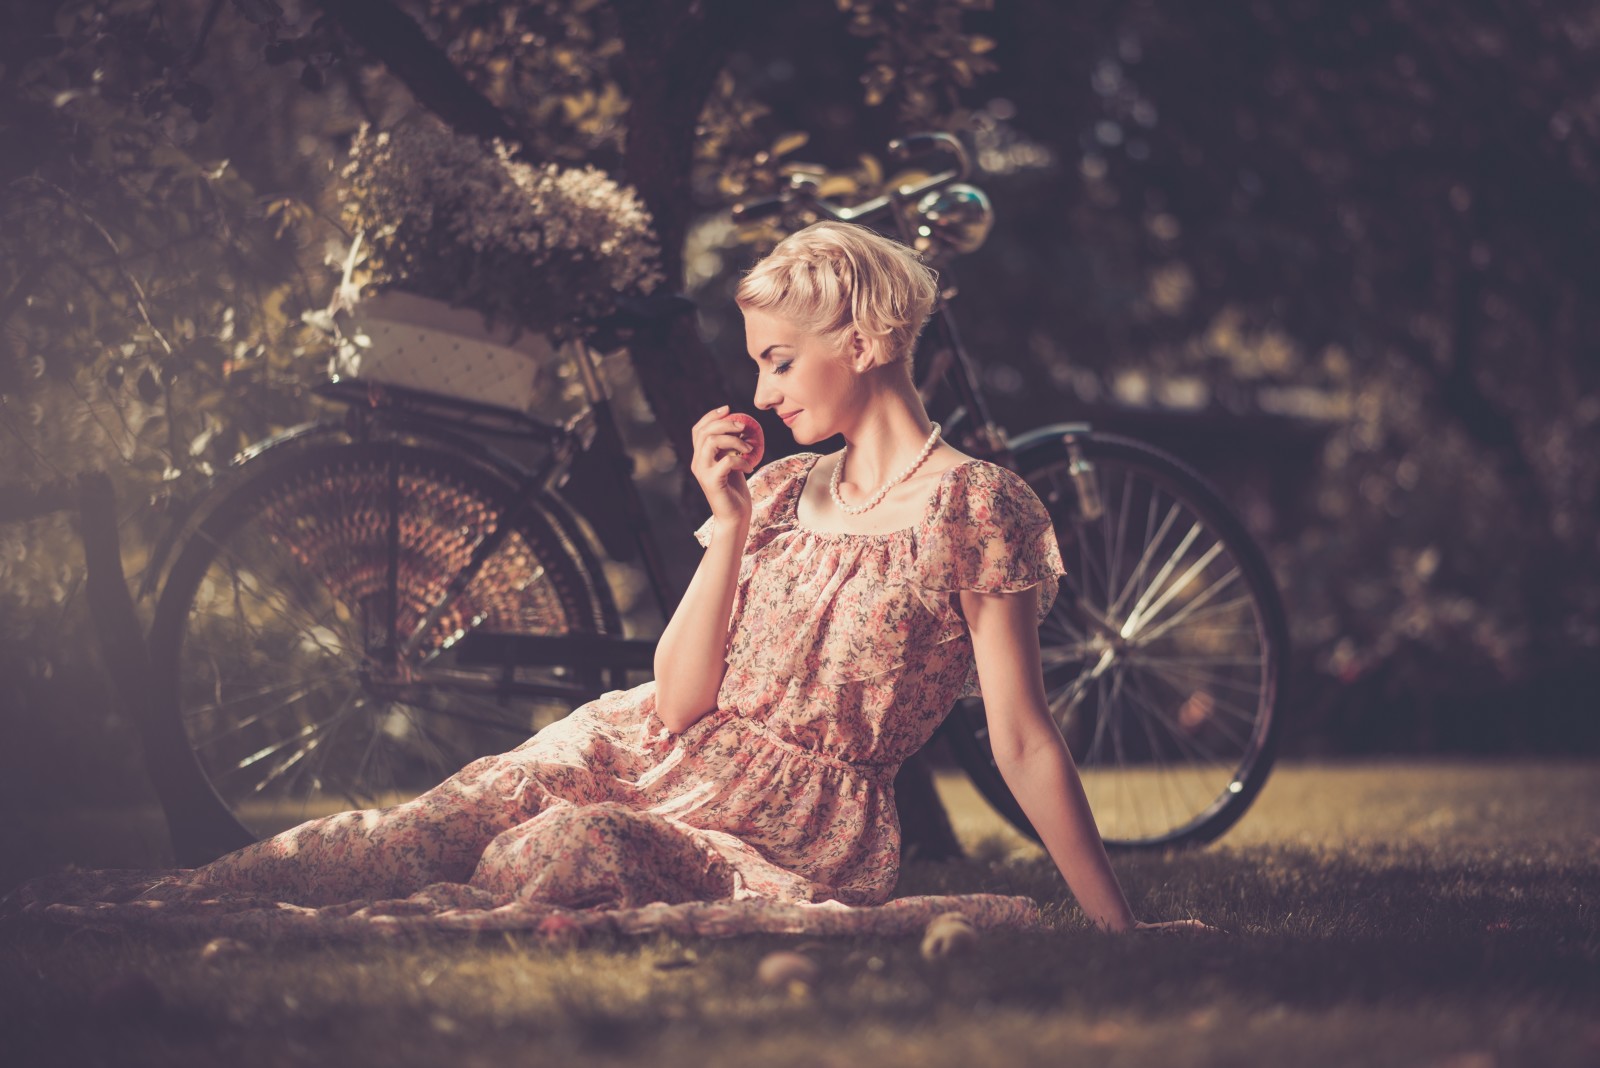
[726,412,764,471]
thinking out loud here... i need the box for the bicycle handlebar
[888,132,970,176]
[729,195,788,223]
[731,132,972,231]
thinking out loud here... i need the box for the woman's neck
[837,392,939,488]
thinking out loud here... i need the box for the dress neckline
[787,451,985,540]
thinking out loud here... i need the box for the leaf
[818,175,860,199]
[771,132,811,158]
[858,154,884,189]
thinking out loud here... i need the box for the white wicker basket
[330,290,558,412]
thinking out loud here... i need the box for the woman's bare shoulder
[926,446,981,476]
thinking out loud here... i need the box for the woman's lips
[780,410,801,424]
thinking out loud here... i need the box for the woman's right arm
[652,405,757,734]
[652,511,750,733]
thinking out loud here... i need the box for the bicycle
[142,131,1288,858]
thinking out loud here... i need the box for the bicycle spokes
[939,435,1288,851]
[153,443,616,838]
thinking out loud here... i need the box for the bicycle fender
[1004,422,1095,458]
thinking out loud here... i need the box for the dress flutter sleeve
[692,453,809,549]
[692,511,716,548]
[912,462,1068,631]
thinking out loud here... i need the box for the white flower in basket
[327,115,664,413]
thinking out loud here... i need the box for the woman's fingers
[693,433,752,471]
[692,412,753,453]
[691,409,759,482]
[694,404,731,429]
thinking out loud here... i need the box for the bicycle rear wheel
[148,440,620,839]
[943,433,1288,850]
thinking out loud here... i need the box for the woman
[8,221,1207,941]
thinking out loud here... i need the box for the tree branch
[315,0,526,148]
[184,0,228,68]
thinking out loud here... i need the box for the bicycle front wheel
[149,440,621,839]
[943,433,1289,850]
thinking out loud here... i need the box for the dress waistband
[713,709,899,782]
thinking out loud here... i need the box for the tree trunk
[611,0,749,510]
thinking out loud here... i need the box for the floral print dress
[7,452,1069,944]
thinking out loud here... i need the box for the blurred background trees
[2,0,1596,817]
[964,0,1600,753]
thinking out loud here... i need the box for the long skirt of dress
[2,685,1050,946]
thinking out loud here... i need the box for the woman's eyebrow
[751,344,793,362]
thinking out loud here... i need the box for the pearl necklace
[830,422,943,515]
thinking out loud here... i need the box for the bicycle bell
[913,183,994,255]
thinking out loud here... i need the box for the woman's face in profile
[743,307,859,444]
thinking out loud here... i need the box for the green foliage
[840,0,998,121]
[0,2,338,599]
[418,0,630,162]
[0,0,372,805]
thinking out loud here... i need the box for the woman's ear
[849,329,885,372]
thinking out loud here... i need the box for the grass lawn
[3,759,1598,1067]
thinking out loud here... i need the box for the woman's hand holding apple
[690,406,764,524]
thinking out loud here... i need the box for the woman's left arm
[961,584,1209,934]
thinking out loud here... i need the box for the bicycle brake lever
[730,194,789,222]
[887,133,970,180]
[888,132,952,157]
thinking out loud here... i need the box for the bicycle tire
[942,433,1289,851]
[148,439,621,839]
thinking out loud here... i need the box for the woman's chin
[784,420,818,443]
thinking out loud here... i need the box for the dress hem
[6,869,1052,945]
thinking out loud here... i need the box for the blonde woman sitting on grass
[7,221,1211,942]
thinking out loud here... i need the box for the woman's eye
[774,362,792,375]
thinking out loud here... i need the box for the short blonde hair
[735,221,938,371]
